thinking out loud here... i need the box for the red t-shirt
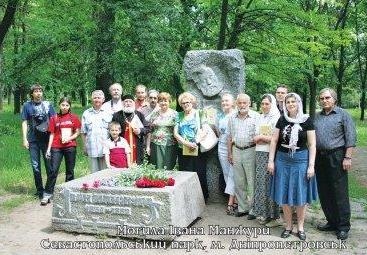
[48,113,81,148]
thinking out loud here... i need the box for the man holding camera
[21,84,55,199]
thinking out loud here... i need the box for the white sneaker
[40,194,52,206]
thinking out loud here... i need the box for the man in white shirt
[101,83,123,115]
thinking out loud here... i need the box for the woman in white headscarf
[252,94,281,225]
[267,93,317,241]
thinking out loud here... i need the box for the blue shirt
[21,101,56,142]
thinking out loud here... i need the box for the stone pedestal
[51,169,205,240]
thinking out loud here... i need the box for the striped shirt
[228,109,260,147]
[81,108,112,157]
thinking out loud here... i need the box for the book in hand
[182,144,198,156]
[61,128,72,142]
[259,124,271,136]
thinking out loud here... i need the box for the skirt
[252,151,279,219]
[270,150,318,206]
[149,143,177,170]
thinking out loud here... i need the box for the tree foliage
[0,0,365,119]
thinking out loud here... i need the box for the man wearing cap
[101,83,123,115]
[112,94,150,165]
[21,84,56,199]
[81,90,112,173]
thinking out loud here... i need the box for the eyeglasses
[181,101,191,105]
[319,96,331,101]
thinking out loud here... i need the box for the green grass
[0,195,34,213]
[0,102,89,199]
[347,108,367,147]
[349,175,367,200]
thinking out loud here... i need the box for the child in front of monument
[104,122,131,169]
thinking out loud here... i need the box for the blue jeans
[45,146,76,195]
[28,141,52,196]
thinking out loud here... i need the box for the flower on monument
[166,177,175,186]
[135,177,151,188]
[92,180,101,188]
[82,183,89,191]
[151,179,166,188]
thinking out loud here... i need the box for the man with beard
[102,83,123,115]
[112,94,150,165]
[227,93,259,219]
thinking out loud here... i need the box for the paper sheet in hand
[130,115,144,129]
[61,128,72,140]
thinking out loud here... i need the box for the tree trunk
[13,22,20,114]
[361,90,366,121]
[227,0,244,49]
[302,87,307,113]
[0,0,18,46]
[354,2,366,121]
[217,0,228,50]
[95,1,115,98]
[7,87,12,105]
[307,65,319,119]
[336,45,345,106]
[0,45,4,111]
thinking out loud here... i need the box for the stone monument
[52,169,205,240]
[183,49,245,203]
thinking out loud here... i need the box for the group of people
[21,83,356,241]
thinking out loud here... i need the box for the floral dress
[149,109,178,170]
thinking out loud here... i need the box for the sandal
[226,205,235,215]
[297,231,306,241]
[280,229,293,238]
[232,203,238,211]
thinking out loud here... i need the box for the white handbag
[199,124,218,152]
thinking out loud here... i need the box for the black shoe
[317,223,336,232]
[34,191,43,199]
[247,214,256,220]
[297,231,306,240]
[235,211,249,217]
[336,231,348,240]
[281,229,292,238]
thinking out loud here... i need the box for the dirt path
[352,147,367,186]
[0,201,366,255]
[1,147,367,255]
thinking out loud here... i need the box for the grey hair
[319,88,337,102]
[221,93,234,102]
[236,93,251,103]
[148,89,159,96]
[109,83,122,92]
[91,90,105,98]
